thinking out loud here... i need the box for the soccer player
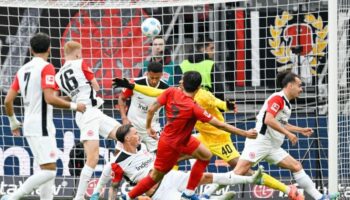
[233,71,339,200]
[194,88,303,200]
[92,124,263,200]
[113,71,258,200]
[55,41,122,200]
[119,61,168,152]
[2,33,86,200]
[113,76,304,200]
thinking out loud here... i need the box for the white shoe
[252,165,265,185]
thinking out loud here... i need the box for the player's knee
[150,169,165,182]
[290,161,303,172]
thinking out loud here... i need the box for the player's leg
[90,161,113,200]
[126,138,179,199]
[181,136,212,198]
[7,136,57,200]
[277,153,338,200]
[74,140,99,200]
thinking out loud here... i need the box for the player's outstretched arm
[208,117,257,139]
[285,123,314,137]
[4,88,21,136]
[113,77,164,97]
[264,112,298,145]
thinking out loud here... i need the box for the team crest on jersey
[269,11,327,75]
[46,75,55,85]
[87,130,94,136]
[271,102,280,112]
[203,110,211,118]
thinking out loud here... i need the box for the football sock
[11,170,56,200]
[202,183,220,196]
[93,163,112,194]
[39,178,55,200]
[293,169,323,200]
[262,173,289,193]
[74,165,94,200]
[128,175,157,198]
[186,160,210,190]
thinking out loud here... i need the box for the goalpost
[0,0,347,199]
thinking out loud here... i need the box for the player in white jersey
[55,41,122,200]
[234,71,339,200]
[90,124,263,200]
[118,62,168,152]
[2,33,86,200]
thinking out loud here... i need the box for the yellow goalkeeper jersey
[194,89,231,143]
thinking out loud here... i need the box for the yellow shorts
[197,134,240,162]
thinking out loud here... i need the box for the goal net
[0,0,343,199]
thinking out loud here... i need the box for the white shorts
[26,136,57,165]
[240,136,289,165]
[75,107,121,141]
[152,170,189,200]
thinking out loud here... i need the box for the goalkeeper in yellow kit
[112,77,304,200]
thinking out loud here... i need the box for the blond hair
[64,41,82,56]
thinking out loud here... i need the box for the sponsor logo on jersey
[271,102,280,113]
[46,75,55,85]
[135,157,153,171]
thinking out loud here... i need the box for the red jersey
[157,87,213,146]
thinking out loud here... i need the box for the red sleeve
[81,60,94,81]
[41,64,57,89]
[266,95,284,117]
[121,79,135,98]
[121,88,133,98]
[193,104,213,123]
[157,87,172,106]
[111,163,124,183]
[10,74,20,91]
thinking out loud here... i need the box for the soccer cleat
[199,194,210,200]
[180,192,200,200]
[318,192,340,200]
[89,192,100,200]
[287,185,305,200]
[253,165,265,185]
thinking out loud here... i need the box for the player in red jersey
[3,33,85,200]
[119,71,257,200]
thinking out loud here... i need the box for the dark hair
[147,62,163,73]
[30,33,50,53]
[182,71,202,92]
[277,71,300,88]
[152,36,164,42]
[116,124,133,143]
[195,36,214,52]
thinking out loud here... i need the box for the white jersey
[111,144,154,184]
[11,57,56,136]
[55,59,97,107]
[122,77,168,133]
[255,91,292,146]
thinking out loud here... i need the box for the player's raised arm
[113,77,164,97]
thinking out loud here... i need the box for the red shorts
[154,136,200,173]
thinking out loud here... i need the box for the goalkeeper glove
[8,115,21,131]
[226,99,236,111]
[112,78,135,90]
